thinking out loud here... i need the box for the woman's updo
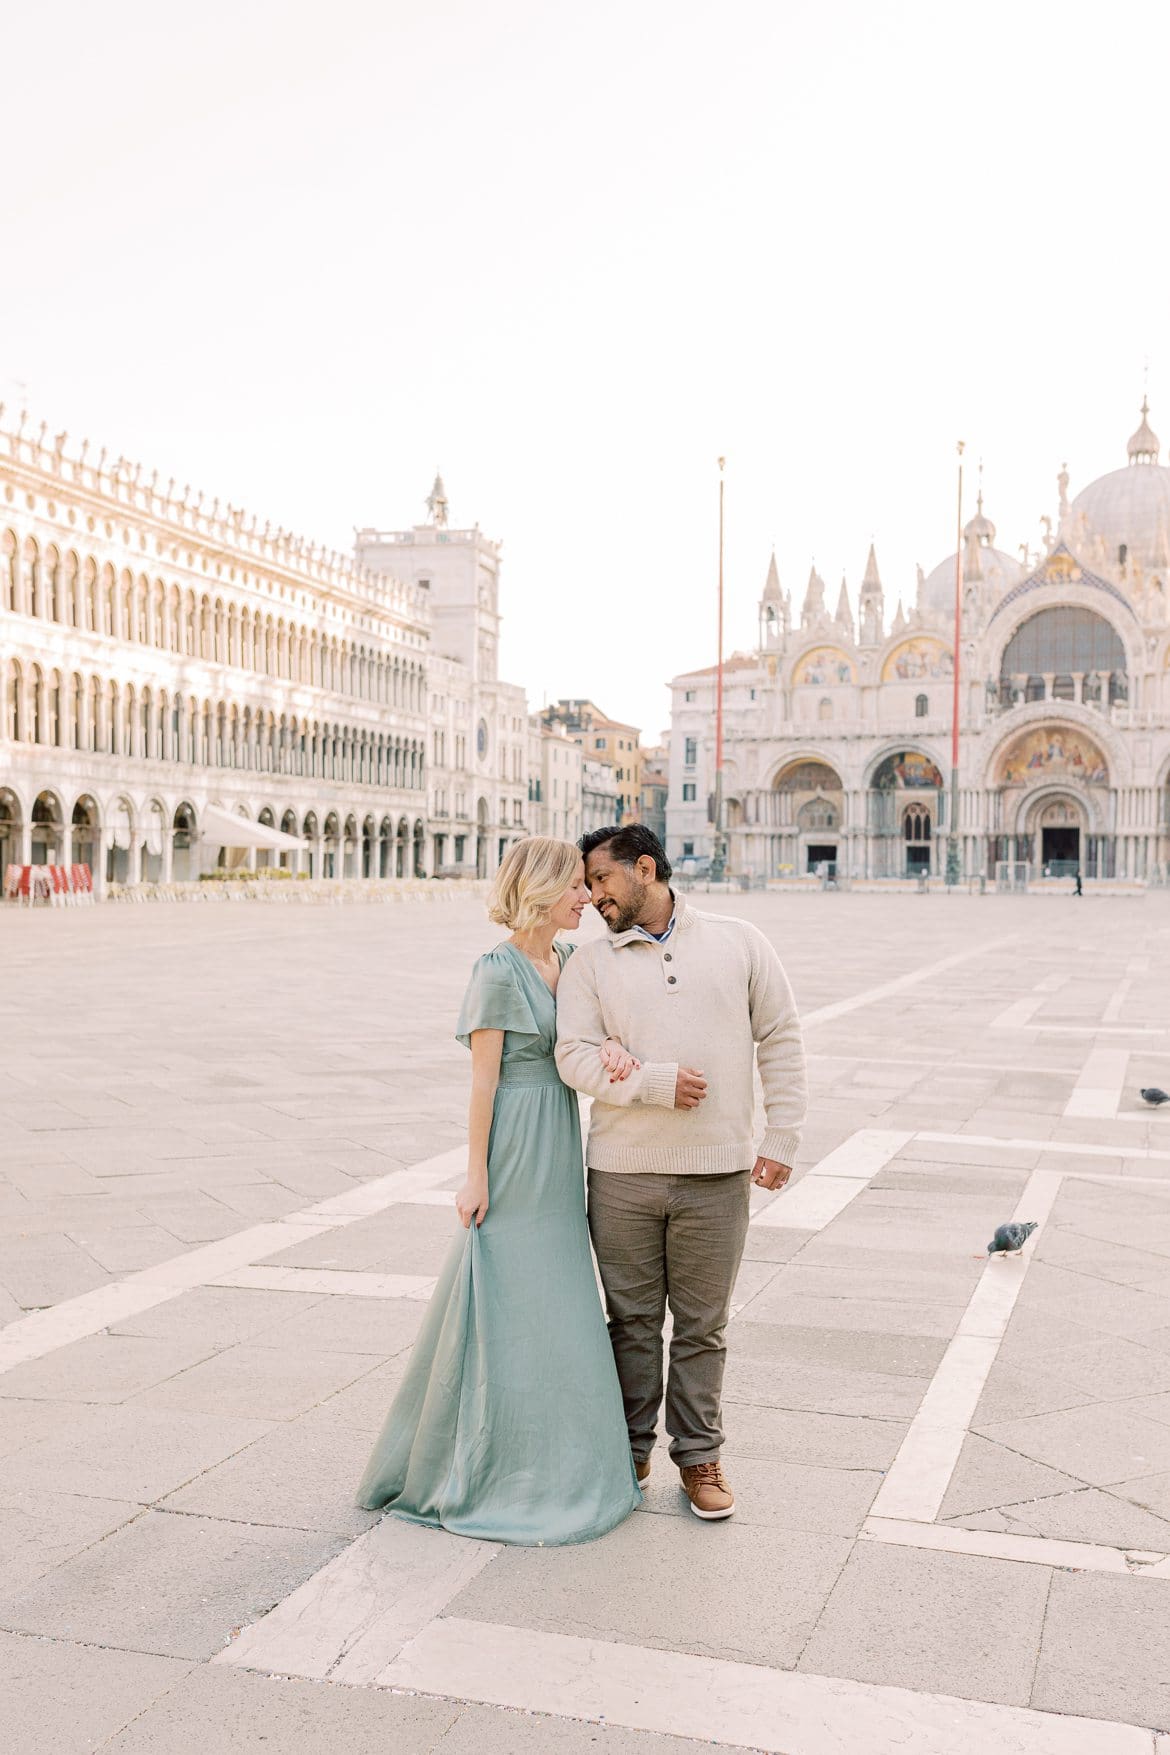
[488,837,582,932]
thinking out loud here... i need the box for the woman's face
[547,859,590,933]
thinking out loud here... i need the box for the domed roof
[963,490,996,547]
[919,544,1024,620]
[1068,401,1170,573]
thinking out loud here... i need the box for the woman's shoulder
[556,940,575,967]
[471,944,520,981]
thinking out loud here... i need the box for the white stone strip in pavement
[752,1128,912,1231]
[1062,1045,1130,1118]
[0,1147,466,1376]
[863,1517,1170,1580]
[915,1129,1170,1163]
[216,1517,499,1685]
[868,1167,1063,1524]
[800,938,1014,1029]
[377,1616,1154,1755]
[990,995,1044,1030]
[212,1265,439,1300]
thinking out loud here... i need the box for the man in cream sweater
[555,824,807,1521]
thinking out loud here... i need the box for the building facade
[582,756,620,832]
[639,742,669,844]
[0,424,530,890]
[527,716,584,845]
[541,699,642,823]
[667,403,1170,882]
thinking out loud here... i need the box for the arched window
[999,607,1127,706]
[22,538,41,616]
[915,693,928,718]
[4,660,19,741]
[1,531,15,612]
[818,698,832,722]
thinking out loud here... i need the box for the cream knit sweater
[554,895,807,1174]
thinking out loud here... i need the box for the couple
[356,824,807,1543]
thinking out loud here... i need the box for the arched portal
[362,814,376,879]
[413,818,426,879]
[867,750,944,877]
[770,759,845,876]
[0,788,23,878]
[72,797,99,879]
[141,799,166,882]
[280,809,299,873]
[31,791,64,866]
[379,815,393,879]
[323,811,340,878]
[257,806,276,870]
[105,796,134,885]
[343,813,358,879]
[172,803,198,881]
[988,724,1112,878]
[396,815,410,880]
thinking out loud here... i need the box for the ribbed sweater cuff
[760,1127,800,1167]
[639,1061,679,1108]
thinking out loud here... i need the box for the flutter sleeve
[455,950,542,1049]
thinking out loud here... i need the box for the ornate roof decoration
[426,471,449,527]
[761,550,782,600]
[1128,397,1160,465]
[988,543,1137,625]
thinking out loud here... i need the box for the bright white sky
[4,1,1166,736]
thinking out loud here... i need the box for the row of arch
[0,789,433,882]
[2,532,424,706]
[3,660,425,790]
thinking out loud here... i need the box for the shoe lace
[689,1461,728,1488]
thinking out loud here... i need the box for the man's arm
[554,952,678,1107]
[745,926,808,1166]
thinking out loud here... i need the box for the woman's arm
[458,1027,504,1227]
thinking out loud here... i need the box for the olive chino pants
[587,1167,752,1469]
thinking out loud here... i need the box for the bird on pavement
[1140,1088,1169,1107]
[987,1221,1038,1256]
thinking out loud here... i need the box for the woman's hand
[456,1176,489,1228]
[600,1037,641,1083]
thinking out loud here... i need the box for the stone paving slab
[0,1630,192,1755]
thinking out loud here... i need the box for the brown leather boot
[634,1456,651,1485]
[679,1460,735,1520]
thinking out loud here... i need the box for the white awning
[109,804,133,851]
[198,803,306,851]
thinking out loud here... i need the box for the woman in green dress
[356,837,643,1545]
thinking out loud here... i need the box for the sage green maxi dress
[355,942,641,1545]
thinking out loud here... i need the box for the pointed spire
[761,549,782,600]
[892,601,907,633]
[834,575,854,635]
[862,543,881,589]
[801,564,826,626]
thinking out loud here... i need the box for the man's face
[585,849,645,933]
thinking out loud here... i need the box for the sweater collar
[607,889,695,950]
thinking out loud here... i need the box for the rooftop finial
[1128,394,1160,464]
[426,470,449,527]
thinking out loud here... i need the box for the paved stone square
[2,889,1170,1752]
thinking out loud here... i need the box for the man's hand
[674,1067,707,1109]
[751,1157,792,1190]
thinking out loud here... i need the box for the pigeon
[1140,1088,1169,1107]
[987,1221,1038,1256]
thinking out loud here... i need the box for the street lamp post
[945,441,964,886]
[710,456,728,883]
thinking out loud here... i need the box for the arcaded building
[0,414,529,891]
[667,402,1170,882]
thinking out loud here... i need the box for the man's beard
[599,897,641,934]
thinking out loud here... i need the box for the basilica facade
[0,413,530,892]
[667,403,1170,883]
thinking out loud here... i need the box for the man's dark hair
[579,823,672,882]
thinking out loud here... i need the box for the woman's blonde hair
[488,837,581,932]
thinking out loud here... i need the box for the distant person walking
[555,824,807,1521]
[1074,869,1083,897]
